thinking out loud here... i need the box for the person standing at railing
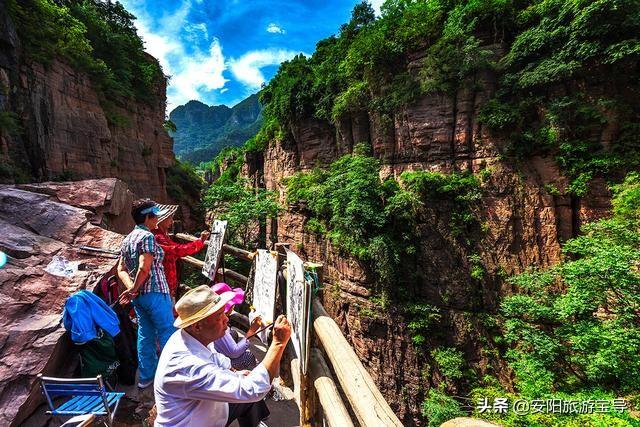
[117,200,175,389]
[151,204,210,303]
[154,285,291,427]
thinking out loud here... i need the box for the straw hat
[156,204,179,223]
[174,285,235,329]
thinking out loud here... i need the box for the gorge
[0,0,639,426]
[203,1,640,425]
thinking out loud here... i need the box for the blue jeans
[132,292,175,383]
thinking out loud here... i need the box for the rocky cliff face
[0,179,133,426]
[0,4,174,202]
[256,51,615,425]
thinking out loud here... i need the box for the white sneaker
[137,379,153,389]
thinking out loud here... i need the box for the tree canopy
[9,0,163,105]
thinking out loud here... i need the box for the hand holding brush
[246,321,274,339]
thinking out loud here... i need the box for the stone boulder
[0,181,126,426]
[15,178,135,234]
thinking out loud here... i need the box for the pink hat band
[211,282,245,312]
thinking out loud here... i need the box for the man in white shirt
[154,285,291,427]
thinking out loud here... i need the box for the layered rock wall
[258,53,615,424]
[0,4,174,201]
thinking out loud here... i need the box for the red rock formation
[16,178,135,234]
[0,179,130,426]
[257,55,614,424]
[0,3,174,202]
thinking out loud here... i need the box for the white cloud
[266,23,285,34]
[220,88,229,93]
[168,38,227,111]
[369,0,384,15]
[118,0,227,112]
[184,22,209,42]
[229,49,301,89]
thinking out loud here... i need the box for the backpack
[78,329,119,388]
[95,275,138,385]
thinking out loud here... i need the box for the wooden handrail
[175,233,255,261]
[222,244,255,262]
[175,232,202,243]
[181,255,203,268]
[179,256,248,286]
[310,348,354,427]
[216,268,248,286]
[312,298,402,426]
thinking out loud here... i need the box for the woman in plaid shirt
[117,200,175,388]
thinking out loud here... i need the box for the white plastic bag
[45,255,79,278]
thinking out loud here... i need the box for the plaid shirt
[121,225,170,295]
[152,228,204,296]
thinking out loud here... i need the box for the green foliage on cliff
[401,170,482,237]
[501,173,640,396]
[202,145,281,247]
[406,303,442,346]
[0,112,22,135]
[422,388,466,427]
[203,178,282,248]
[9,0,163,104]
[501,0,639,89]
[166,161,206,228]
[477,0,640,193]
[469,376,639,426]
[162,120,177,133]
[432,347,466,381]
[285,145,483,288]
[256,0,639,195]
[258,0,515,139]
[285,144,420,287]
[454,173,640,426]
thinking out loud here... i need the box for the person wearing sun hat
[117,199,175,389]
[151,204,210,301]
[154,285,291,427]
[210,283,262,370]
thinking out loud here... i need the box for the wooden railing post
[312,298,403,426]
[299,369,315,426]
[309,348,354,427]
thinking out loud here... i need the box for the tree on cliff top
[257,0,639,195]
[8,0,163,105]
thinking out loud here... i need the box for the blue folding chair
[38,374,124,427]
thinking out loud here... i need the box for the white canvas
[251,249,278,324]
[285,248,311,374]
[201,220,227,280]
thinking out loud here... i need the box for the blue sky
[118,0,384,113]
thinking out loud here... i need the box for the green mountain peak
[169,93,263,164]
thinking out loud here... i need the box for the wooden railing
[175,233,402,426]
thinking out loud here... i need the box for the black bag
[95,275,138,385]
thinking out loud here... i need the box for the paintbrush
[245,322,275,339]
